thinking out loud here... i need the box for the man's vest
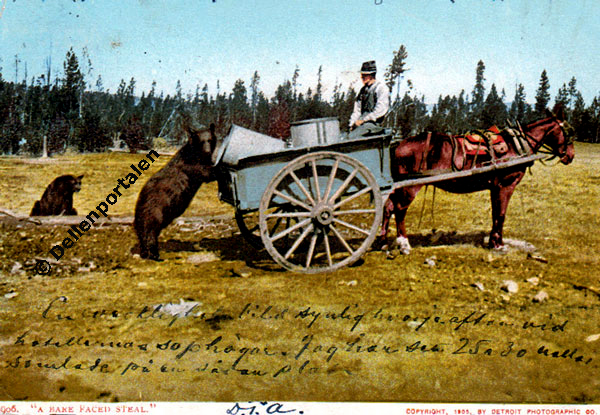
[357,81,384,124]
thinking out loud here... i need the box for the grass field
[0,143,598,403]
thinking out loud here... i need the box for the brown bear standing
[30,174,84,216]
[134,114,217,260]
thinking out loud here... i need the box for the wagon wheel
[259,151,382,273]
[235,210,262,249]
[236,206,302,249]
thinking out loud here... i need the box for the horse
[377,104,575,254]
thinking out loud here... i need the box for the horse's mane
[405,131,451,142]
[524,116,553,131]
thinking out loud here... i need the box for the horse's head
[541,103,575,164]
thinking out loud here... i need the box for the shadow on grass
[408,230,488,249]
[159,231,490,270]
[161,235,283,272]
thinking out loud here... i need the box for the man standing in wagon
[349,60,390,137]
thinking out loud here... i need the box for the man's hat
[360,60,377,74]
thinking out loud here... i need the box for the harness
[511,115,574,164]
[418,114,572,173]
[447,127,514,171]
[537,120,574,163]
[505,120,532,156]
[419,132,433,171]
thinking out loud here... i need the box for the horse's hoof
[491,245,508,254]
[394,236,411,255]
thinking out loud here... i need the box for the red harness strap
[419,132,432,172]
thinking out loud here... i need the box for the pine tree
[74,109,111,152]
[291,65,300,100]
[590,95,600,143]
[250,71,260,128]
[470,60,486,126]
[62,48,84,117]
[568,77,582,107]
[568,77,586,137]
[126,77,136,105]
[509,83,530,124]
[14,54,21,84]
[534,70,551,115]
[555,83,570,109]
[395,92,415,137]
[175,79,183,104]
[230,78,251,126]
[338,87,357,133]
[214,80,229,132]
[95,75,104,92]
[121,114,146,152]
[385,45,408,101]
[255,91,270,134]
[481,84,507,127]
[315,65,324,103]
[267,100,290,140]
[456,90,469,133]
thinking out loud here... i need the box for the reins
[417,185,437,230]
[521,115,573,165]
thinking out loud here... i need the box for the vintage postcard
[0,0,598,411]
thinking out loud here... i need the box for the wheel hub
[313,204,334,226]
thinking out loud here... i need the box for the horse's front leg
[489,175,523,249]
[393,185,422,254]
[376,185,421,253]
[374,195,395,250]
[379,195,395,238]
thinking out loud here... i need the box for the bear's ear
[77,174,84,180]
[209,123,216,136]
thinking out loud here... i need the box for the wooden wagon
[214,119,542,274]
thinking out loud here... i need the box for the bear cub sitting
[30,174,84,216]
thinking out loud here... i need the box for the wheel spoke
[290,170,315,206]
[270,218,311,242]
[311,159,321,201]
[305,234,318,268]
[267,207,287,235]
[284,224,314,260]
[333,186,373,210]
[266,211,312,219]
[269,216,285,235]
[334,209,376,215]
[323,232,333,267]
[328,167,359,204]
[273,190,312,211]
[323,159,339,201]
[332,218,371,236]
[330,225,354,254]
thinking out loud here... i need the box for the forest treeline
[1,45,599,155]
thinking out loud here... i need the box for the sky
[0,0,599,105]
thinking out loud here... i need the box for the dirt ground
[0,144,598,403]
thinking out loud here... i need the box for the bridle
[527,114,574,164]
